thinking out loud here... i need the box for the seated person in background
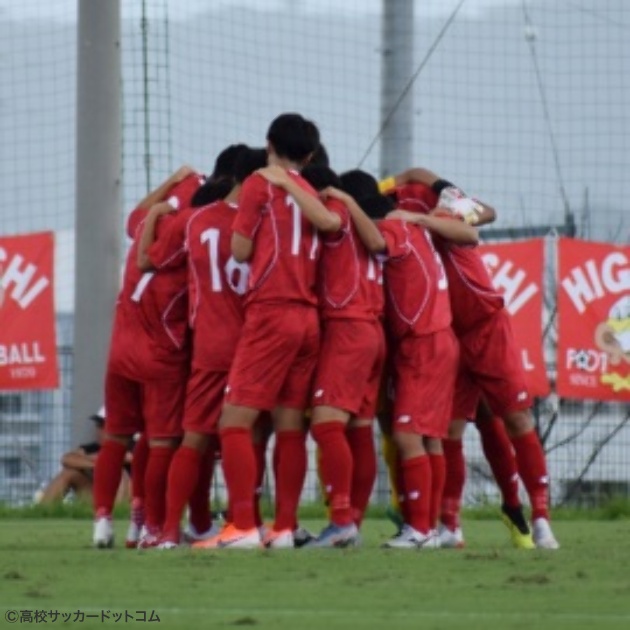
[38,408,131,505]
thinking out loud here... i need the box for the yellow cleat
[501,509,536,549]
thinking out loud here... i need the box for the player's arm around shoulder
[230,172,268,262]
[137,201,178,270]
[324,187,387,254]
[258,165,341,233]
[387,208,479,246]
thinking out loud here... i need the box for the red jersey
[185,201,249,370]
[436,240,504,334]
[379,219,452,339]
[319,198,384,321]
[232,171,320,307]
[390,183,438,214]
[387,182,504,334]
[107,176,202,380]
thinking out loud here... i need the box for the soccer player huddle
[92,113,559,551]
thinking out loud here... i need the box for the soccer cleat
[137,525,161,549]
[437,523,465,549]
[501,504,535,550]
[192,524,261,549]
[156,540,179,550]
[382,524,437,549]
[306,522,359,548]
[93,516,114,549]
[182,522,222,544]
[125,521,141,549]
[261,528,294,549]
[532,518,560,550]
[293,525,316,548]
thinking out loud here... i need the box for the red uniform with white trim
[104,174,202,439]
[226,171,320,410]
[379,219,458,438]
[387,181,532,418]
[312,198,386,417]
[183,201,249,432]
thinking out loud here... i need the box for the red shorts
[226,303,320,410]
[182,367,227,434]
[452,366,481,420]
[312,318,386,418]
[457,309,531,418]
[105,369,186,439]
[392,328,459,438]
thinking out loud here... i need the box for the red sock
[161,446,201,542]
[441,439,465,531]
[130,434,149,508]
[401,455,432,534]
[93,439,128,518]
[274,430,307,532]
[396,457,408,523]
[188,445,215,535]
[347,425,376,526]
[477,417,520,508]
[253,436,269,527]
[511,430,550,520]
[220,427,257,530]
[428,453,446,530]
[311,422,353,527]
[144,445,176,532]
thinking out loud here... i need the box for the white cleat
[437,524,465,549]
[382,524,436,549]
[262,528,295,549]
[182,522,222,544]
[125,521,141,549]
[156,540,179,550]
[305,522,359,548]
[532,518,560,550]
[93,517,114,549]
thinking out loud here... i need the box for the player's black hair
[301,165,341,191]
[309,142,330,168]
[191,178,233,207]
[266,113,320,164]
[234,148,268,183]
[339,169,380,200]
[209,143,249,181]
[357,193,395,220]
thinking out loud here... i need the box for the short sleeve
[323,198,349,243]
[232,174,268,239]
[147,211,189,270]
[126,207,148,239]
[167,173,205,210]
[379,220,409,259]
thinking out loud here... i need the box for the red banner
[0,232,59,390]
[478,239,550,397]
[557,237,630,401]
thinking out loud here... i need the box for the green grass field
[2,516,630,630]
